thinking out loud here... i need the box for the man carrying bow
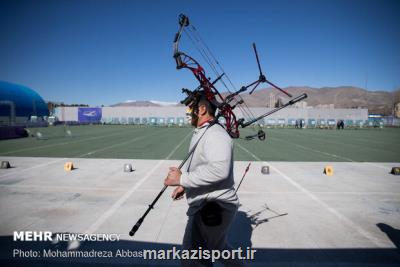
[164,91,245,266]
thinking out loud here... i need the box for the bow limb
[173,14,189,67]
[173,14,240,138]
[172,15,224,106]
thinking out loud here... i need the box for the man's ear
[198,104,207,116]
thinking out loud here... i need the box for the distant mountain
[112,87,400,115]
[225,86,399,115]
[111,100,181,107]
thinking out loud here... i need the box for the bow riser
[173,14,307,139]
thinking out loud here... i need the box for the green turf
[0,125,399,162]
[235,128,400,162]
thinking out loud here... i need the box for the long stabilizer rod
[129,122,214,237]
[240,93,307,128]
[249,43,292,97]
[253,43,264,78]
[129,145,194,236]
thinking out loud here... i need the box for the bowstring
[184,29,221,85]
[185,27,246,115]
[188,25,258,121]
[186,25,262,133]
[192,27,257,124]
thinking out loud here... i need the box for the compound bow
[173,14,306,139]
[173,14,241,137]
[129,14,306,237]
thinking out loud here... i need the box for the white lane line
[164,130,191,159]
[84,131,191,235]
[0,128,128,155]
[235,191,400,196]
[77,130,157,157]
[268,164,389,247]
[3,183,397,196]
[235,142,390,247]
[293,129,390,146]
[0,184,126,192]
[0,129,164,179]
[0,184,169,194]
[0,158,67,179]
[240,128,353,162]
[271,131,396,170]
[270,136,355,162]
[293,131,400,165]
[84,160,165,235]
[364,162,393,170]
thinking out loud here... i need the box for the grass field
[0,125,399,162]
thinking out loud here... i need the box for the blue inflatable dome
[0,81,48,123]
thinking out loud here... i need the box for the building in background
[55,105,369,127]
[0,81,49,126]
[395,102,400,118]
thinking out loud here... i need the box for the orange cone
[324,165,333,176]
[64,162,74,171]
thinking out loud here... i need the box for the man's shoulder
[208,123,232,140]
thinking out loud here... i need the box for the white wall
[55,106,368,124]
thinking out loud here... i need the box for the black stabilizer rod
[129,121,216,237]
[240,93,307,128]
[129,150,192,237]
[248,43,292,97]
[253,43,264,78]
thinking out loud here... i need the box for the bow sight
[180,88,197,106]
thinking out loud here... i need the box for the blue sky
[0,0,399,106]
